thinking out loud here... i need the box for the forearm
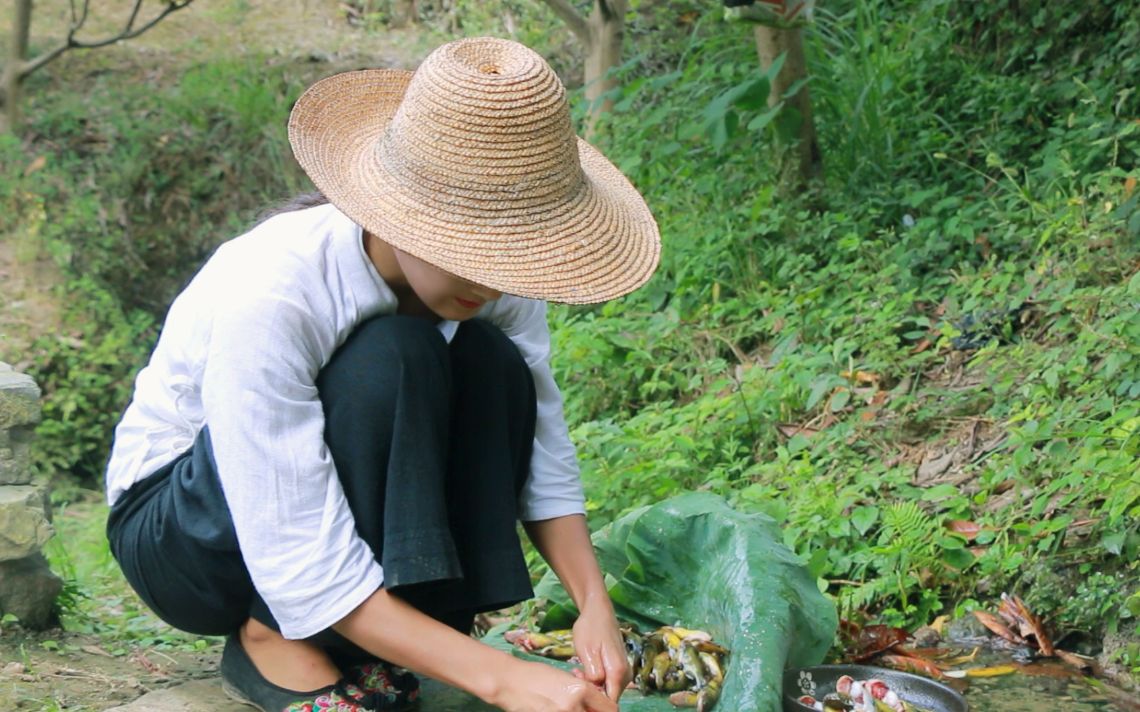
[332,587,517,704]
[523,514,610,613]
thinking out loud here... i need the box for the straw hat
[287,37,660,304]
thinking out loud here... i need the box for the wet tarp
[419,492,837,710]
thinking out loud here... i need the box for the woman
[105,36,660,712]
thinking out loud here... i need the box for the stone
[104,680,244,711]
[0,485,54,561]
[0,368,41,429]
[0,554,62,629]
[0,434,34,485]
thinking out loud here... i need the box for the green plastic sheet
[418,493,837,710]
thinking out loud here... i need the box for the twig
[20,0,195,79]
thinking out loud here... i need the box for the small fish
[671,626,714,642]
[697,673,722,711]
[651,650,673,689]
[698,651,723,681]
[678,642,708,688]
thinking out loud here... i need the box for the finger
[583,683,619,712]
[603,653,628,701]
[580,646,604,683]
[605,671,623,701]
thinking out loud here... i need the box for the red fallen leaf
[911,338,933,354]
[877,653,947,679]
[889,646,943,660]
[998,593,1055,656]
[972,610,1024,645]
[839,619,863,637]
[847,624,911,661]
[945,520,983,541]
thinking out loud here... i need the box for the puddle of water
[952,647,1138,712]
[965,676,1132,712]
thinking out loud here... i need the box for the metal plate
[784,664,969,712]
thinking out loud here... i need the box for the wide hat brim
[288,61,661,305]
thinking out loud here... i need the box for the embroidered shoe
[220,635,378,712]
[347,660,421,708]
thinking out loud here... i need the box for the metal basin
[784,664,970,712]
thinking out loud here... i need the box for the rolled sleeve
[202,291,383,639]
[489,298,586,521]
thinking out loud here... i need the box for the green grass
[43,497,214,652]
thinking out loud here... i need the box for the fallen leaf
[877,653,946,679]
[964,665,1018,677]
[1055,648,1097,672]
[917,450,954,482]
[776,423,821,439]
[998,593,1055,656]
[940,647,981,665]
[841,369,880,385]
[945,519,983,540]
[24,155,47,176]
[846,624,910,661]
[80,644,113,658]
[975,233,992,259]
[972,610,1024,645]
[911,338,933,354]
[1126,176,1137,199]
[929,615,949,634]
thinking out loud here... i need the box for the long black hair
[252,191,330,226]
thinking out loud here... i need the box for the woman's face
[393,248,502,321]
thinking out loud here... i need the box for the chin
[432,307,477,322]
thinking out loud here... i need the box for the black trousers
[107,316,538,652]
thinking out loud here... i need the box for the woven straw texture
[288,37,660,304]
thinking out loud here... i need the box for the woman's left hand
[571,598,631,701]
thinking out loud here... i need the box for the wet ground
[961,656,1139,711]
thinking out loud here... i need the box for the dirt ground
[1,627,222,710]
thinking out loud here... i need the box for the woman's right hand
[489,659,618,712]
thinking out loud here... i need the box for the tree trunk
[753,24,822,189]
[540,0,626,140]
[3,0,33,133]
[389,0,418,28]
[582,0,625,139]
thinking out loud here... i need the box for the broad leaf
[531,493,837,710]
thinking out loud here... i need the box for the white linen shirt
[104,203,585,640]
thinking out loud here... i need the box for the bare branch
[539,0,590,42]
[69,0,194,50]
[19,0,195,80]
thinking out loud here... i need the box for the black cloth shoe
[348,660,421,707]
[220,635,378,712]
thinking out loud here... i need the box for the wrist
[577,588,615,616]
[477,654,527,706]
